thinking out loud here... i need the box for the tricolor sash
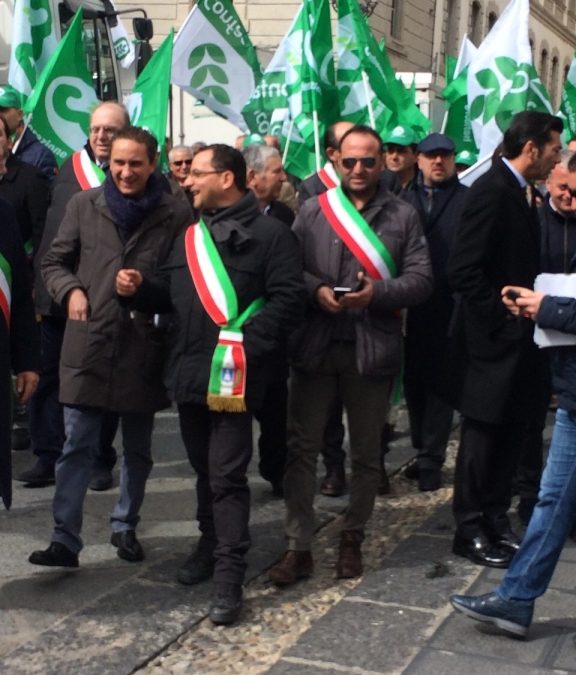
[0,253,12,327]
[184,219,264,412]
[318,186,397,280]
[317,161,340,190]
[72,149,106,190]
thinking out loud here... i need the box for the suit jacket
[447,158,541,424]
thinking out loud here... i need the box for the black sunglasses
[173,159,193,167]
[341,156,378,169]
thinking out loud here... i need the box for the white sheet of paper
[533,274,576,347]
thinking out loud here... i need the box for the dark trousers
[178,403,253,586]
[29,316,118,469]
[253,379,288,485]
[404,374,453,471]
[29,317,65,463]
[322,401,346,469]
[453,417,525,539]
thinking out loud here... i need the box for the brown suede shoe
[320,465,346,497]
[336,530,363,579]
[269,550,314,586]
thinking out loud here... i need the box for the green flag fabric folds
[23,10,98,166]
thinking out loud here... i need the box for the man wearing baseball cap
[0,85,57,180]
[383,125,418,190]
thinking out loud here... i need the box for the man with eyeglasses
[269,125,432,585]
[17,102,130,491]
[115,144,305,625]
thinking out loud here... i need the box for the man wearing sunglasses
[168,145,194,189]
[269,125,433,585]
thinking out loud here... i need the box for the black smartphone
[505,289,521,301]
[333,286,352,299]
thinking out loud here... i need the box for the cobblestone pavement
[141,442,459,675]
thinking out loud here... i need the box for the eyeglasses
[189,169,225,178]
[89,126,119,136]
[172,159,193,167]
[341,156,378,170]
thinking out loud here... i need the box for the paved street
[1,407,575,674]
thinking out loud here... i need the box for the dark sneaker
[450,591,533,637]
[89,466,113,491]
[110,530,144,562]
[29,542,79,568]
[418,469,442,492]
[209,583,243,625]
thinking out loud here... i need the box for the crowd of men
[1,82,575,633]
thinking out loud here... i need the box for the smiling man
[29,127,191,569]
[269,125,432,586]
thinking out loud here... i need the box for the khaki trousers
[284,343,392,549]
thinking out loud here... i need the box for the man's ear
[246,168,257,188]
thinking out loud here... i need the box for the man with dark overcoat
[447,111,563,568]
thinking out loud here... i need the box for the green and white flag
[335,0,391,131]
[23,10,98,166]
[559,51,576,142]
[281,0,338,178]
[171,0,261,130]
[126,31,173,148]
[442,35,478,157]
[467,0,552,157]
[109,1,136,69]
[8,0,58,102]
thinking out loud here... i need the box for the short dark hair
[111,127,158,162]
[338,125,384,153]
[502,112,563,159]
[199,144,247,191]
[567,152,576,173]
[324,124,340,152]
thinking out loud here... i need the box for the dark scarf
[104,172,164,243]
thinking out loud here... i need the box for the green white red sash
[317,161,340,189]
[318,186,397,280]
[0,253,12,327]
[72,149,106,190]
[184,219,264,412]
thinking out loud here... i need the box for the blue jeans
[497,408,576,605]
[52,406,154,553]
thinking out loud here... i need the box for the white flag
[8,0,58,100]
[467,0,532,157]
[171,0,261,130]
[109,2,136,69]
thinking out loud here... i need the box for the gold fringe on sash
[207,394,247,413]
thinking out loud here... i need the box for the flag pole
[361,71,376,128]
[312,109,321,172]
[283,117,294,165]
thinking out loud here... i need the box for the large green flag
[23,10,98,166]
[442,35,478,158]
[281,0,338,177]
[8,0,58,102]
[171,0,261,131]
[126,31,173,148]
[335,0,392,132]
[559,51,576,142]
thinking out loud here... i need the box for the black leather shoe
[16,460,55,486]
[320,465,346,497]
[403,461,419,481]
[450,591,533,637]
[177,539,215,585]
[418,469,441,492]
[452,535,513,568]
[29,542,79,568]
[110,530,144,562]
[89,466,113,491]
[491,529,521,553]
[209,583,243,625]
